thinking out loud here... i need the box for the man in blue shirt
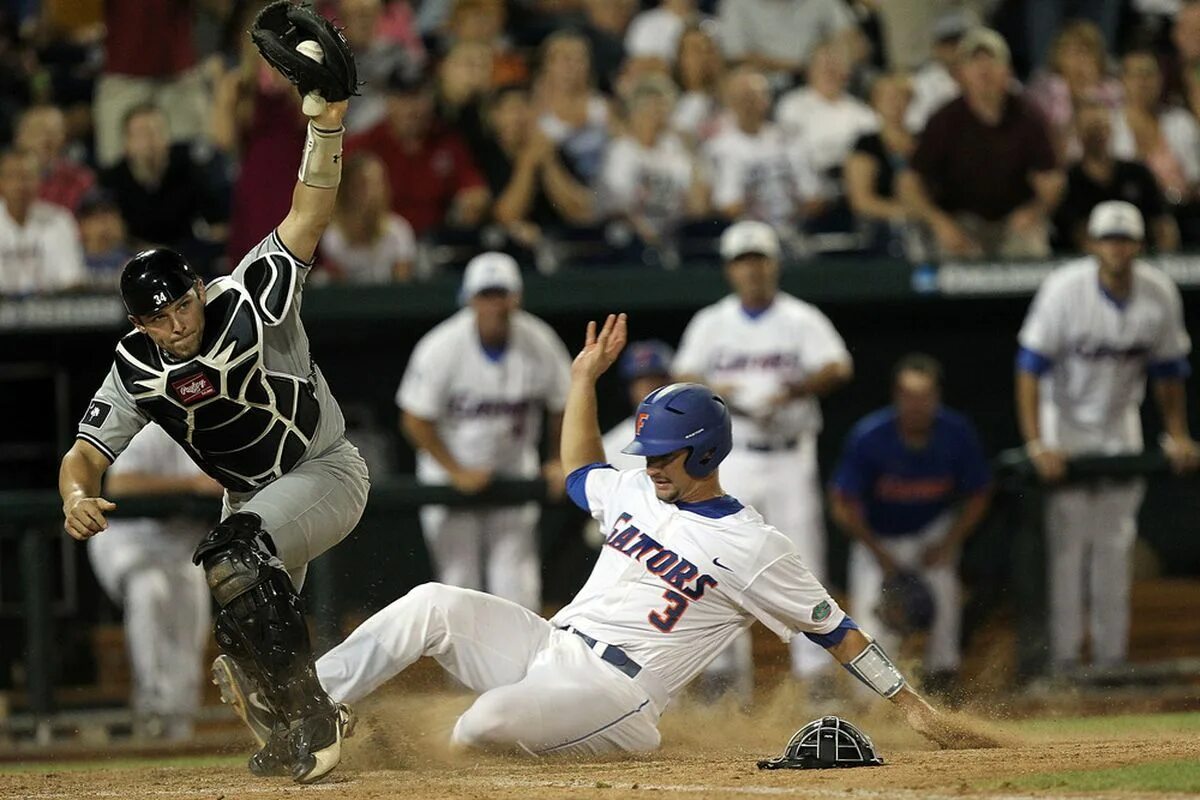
[829,354,992,690]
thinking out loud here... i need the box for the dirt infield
[5,688,1200,800]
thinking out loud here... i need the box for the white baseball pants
[714,436,829,679]
[88,524,210,728]
[316,583,667,755]
[846,514,961,672]
[419,503,541,610]
[1045,481,1145,668]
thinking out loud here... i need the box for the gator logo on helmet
[636,412,650,435]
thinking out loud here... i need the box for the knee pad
[194,513,328,721]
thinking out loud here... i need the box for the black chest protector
[114,278,319,492]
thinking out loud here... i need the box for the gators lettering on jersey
[554,463,847,696]
[77,231,346,490]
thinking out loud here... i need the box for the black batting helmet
[120,248,199,316]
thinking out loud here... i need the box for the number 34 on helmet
[621,383,733,478]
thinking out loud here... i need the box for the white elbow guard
[845,641,906,698]
[298,122,344,188]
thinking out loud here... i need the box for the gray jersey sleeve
[231,229,313,327]
[77,363,150,463]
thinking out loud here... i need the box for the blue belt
[565,627,642,679]
[745,437,799,453]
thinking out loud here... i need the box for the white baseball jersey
[600,133,696,239]
[554,464,846,695]
[674,293,852,444]
[601,416,641,472]
[774,87,877,196]
[704,123,820,226]
[1018,258,1192,453]
[398,308,572,483]
[0,199,85,294]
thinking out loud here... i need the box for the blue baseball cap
[619,340,675,381]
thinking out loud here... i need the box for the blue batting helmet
[621,383,732,478]
[619,340,675,381]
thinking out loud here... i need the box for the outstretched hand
[572,313,628,383]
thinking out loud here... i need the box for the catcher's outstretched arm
[277,100,347,264]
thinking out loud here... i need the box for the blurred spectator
[0,6,35,146]
[102,104,228,268]
[535,31,612,187]
[443,0,528,86]
[776,39,877,203]
[481,84,594,245]
[601,74,708,245]
[901,29,1062,259]
[1111,50,1200,208]
[93,0,209,167]
[212,10,308,266]
[625,0,705,70]
[1055,97,1179,252]
[348,67,490,236]
[845,73,917,253]
[705,67,821,231]
[906,10,968,133]
[340,0,419,134]
[874,0,984,72]
[1024,0,1121,74]
[77,190,133,288]
[672,23,727,145]
[717,0,860,89]
[435,40,494,151]
[1164,0,1200,117]
[1025,20,1123,161]
[320,152,417,282]
[0,148,85,295]
[579,0,636,93]
[88,424,219,741]
[14,104,96,214]
[829,354,991,696]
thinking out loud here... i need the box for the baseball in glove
[875,570,936,635]
[251,1,360,111]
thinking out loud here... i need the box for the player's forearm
[59,444,107,511]
[1153,378,1192,440]
[105,473,204,497]
[545,412,564,463]
[790,360,852,398]
[944,490,991,548]
[829,493,892,563]
[561,376,606,473]
[1015,370,1043,446]
[401,413,464,475]
[277,115,346,263]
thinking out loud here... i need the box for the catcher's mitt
[876,570,935,635]
[251,1,359,104]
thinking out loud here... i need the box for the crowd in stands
[3,0,1200,294]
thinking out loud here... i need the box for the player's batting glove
[251,1,360,117]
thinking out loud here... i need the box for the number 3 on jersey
[649,590,689,632]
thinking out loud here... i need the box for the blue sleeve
[1016,346,1054,375]
[1148,357,1192,380]
[565,462,616,512]
[955,420,992,494]
[829,429,871,498]
[804,616,860,647]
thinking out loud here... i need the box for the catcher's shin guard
[193,513,334,725]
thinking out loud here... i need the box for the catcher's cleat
[212,654,281,748]
[289,703,355,784]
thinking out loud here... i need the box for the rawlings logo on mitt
[251,1,360,104]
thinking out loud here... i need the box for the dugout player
[1016,201,1199,672]
[398,252,572,610]
[88,423,223,740]
[674,220,853,687]
[602,340,676,470]
[215,313,996,756]
[829,354,992,692]
[58,92,367,782]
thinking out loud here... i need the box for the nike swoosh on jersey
[712,557,733,571]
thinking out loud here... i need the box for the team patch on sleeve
[80,400,112,429]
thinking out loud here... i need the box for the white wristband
[298,122,344,189]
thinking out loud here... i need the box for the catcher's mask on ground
[758,716,884,770]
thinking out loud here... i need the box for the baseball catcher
[60,1,364,784]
